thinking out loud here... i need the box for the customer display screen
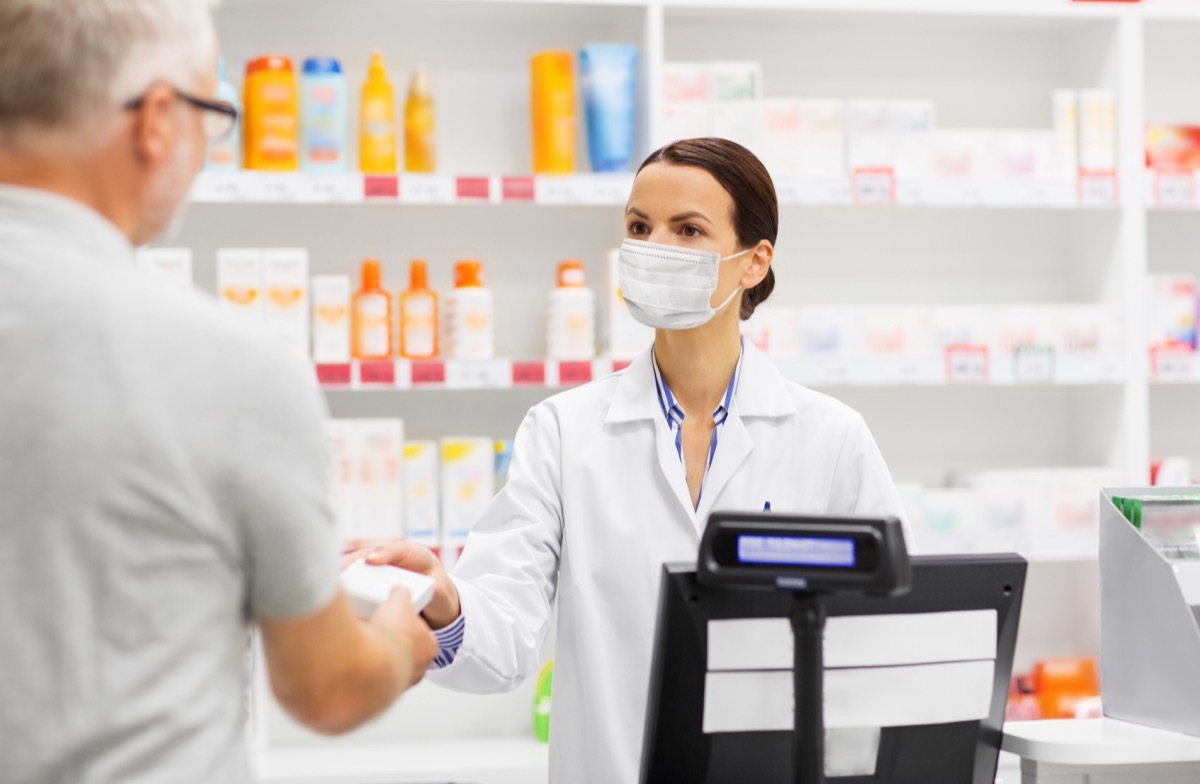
[736,535,857,568]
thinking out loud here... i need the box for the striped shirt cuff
[430,614,466,670]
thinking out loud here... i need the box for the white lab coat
[426,341,906,784]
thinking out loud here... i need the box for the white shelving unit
[155,1,1200,781]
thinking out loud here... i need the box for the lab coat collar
[732,341,799,419]
[604,347,662,425]
[604,339,797,425]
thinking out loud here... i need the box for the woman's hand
[342,539,462,630]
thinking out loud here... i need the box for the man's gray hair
[0,0,218,145]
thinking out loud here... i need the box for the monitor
[639,554,1026,784]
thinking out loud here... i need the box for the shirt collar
[650,339,745,426]
[0,184,135,266]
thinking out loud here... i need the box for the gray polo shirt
[0,185,339,784]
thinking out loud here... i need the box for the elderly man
[0,2,437,782]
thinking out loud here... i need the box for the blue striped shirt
[431,613,466,669]
[651,340,745,504]
[429,341,745,670]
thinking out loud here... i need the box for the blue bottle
[300,58,348,173]
[579,44,639,173]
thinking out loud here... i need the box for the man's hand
[343,539,462,630]
[368,587,438,688]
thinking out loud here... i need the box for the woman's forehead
[627,163,732,220]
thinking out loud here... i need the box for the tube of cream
[579,43,639,173]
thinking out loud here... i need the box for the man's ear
[131,83,177,165]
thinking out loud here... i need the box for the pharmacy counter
[252,736,549,784]
[1002,718,1200,783]
[252,735,1026,784]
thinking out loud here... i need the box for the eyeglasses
[124,86,239,141]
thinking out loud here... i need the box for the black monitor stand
[791,593,826,784]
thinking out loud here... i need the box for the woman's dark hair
[636,137,778,320]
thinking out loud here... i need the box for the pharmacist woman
[352,137,907,784]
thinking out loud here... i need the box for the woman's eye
[627,222,649,235]
[681,225,702,238]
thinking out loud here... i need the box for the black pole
[790,593,826,784]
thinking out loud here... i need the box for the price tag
[895,181,926,206]
[945,345,989,384]
[851,168,895,206]
[410,360,446,386]
[982,181,1025,208]
[955,181,984,207]
[359,361,397,386]
[774,179,804,205]
[1155,171,1196,209]
[446,360,513,389]
[824,179,852,205]
[401,174,456,204]
[535,176,581,205]
[363,176,400,199]
[255,174,303,203]
[558,361,594,386]
[315,363,352,386]
[896,359,935,385]
[1020,181,1050,207]
[189,171,247,202]
[1151,347,1195,382]
[300,174,362,203]
[1013,346,1055,384]
[455,176,491,201]
[502,176,535,202]
[512,361,547,386]
[589,174,634,205]
[1079,171,1118,207]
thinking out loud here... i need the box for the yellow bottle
[359,51,398,174]
[405,66,436,173]
[530,51,576,174]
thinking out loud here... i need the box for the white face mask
[618,238,752,330]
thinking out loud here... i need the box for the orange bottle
[1032,658,1099,719]
[352,259,393,360]
[530,51,575,174]
[400,259,438,358]
[243,55,300,171]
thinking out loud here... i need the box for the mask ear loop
[711,246,756,315]
[712,284,744,315]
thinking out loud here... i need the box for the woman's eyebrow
[669,211,712,225]
[623,207,713,225]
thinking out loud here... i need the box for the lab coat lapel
[694,342,796,527]
[695,413,753,527]
[604,346,699,527]
[653,418,699,527]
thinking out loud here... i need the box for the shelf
[316,358,625,390]
[191,171,1117,209]
[252,736,548,784]
[189,172,635,206]
[313,354,1126,392]
[782,175,1111,209]
[661,0,1127,22]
